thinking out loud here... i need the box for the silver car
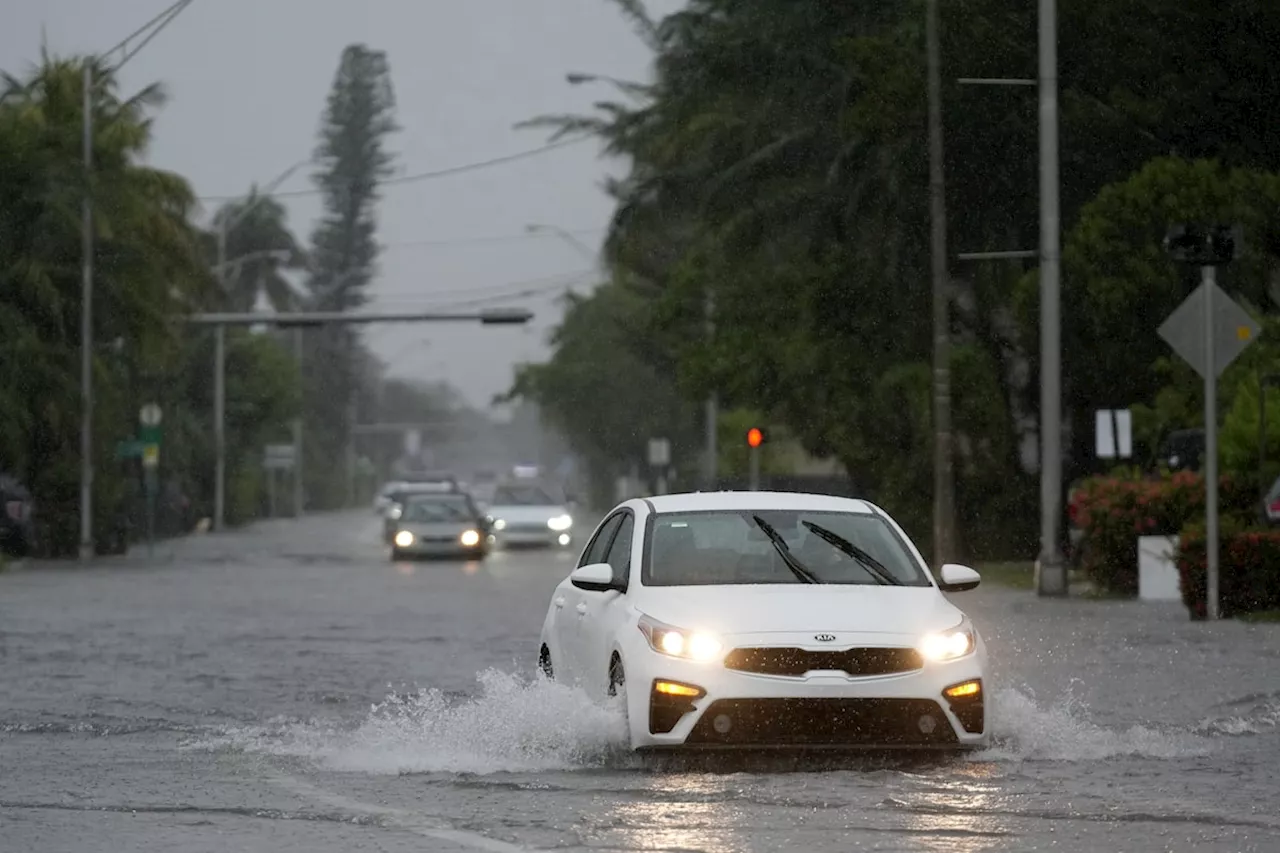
[390,493,492,561]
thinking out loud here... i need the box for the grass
[975,561,1036,590]
[1238,610,1280,623]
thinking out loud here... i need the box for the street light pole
[1036,0,1067,595]
[79,62,95,560]
[925,0,955,567]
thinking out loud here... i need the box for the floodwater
[2,511,1277,851]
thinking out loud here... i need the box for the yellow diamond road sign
[1157,281,1260,379]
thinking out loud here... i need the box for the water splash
[1197,699,1280,737]
[193,674,1219,775]
[972,686,1211,762]
[197,669,630,775]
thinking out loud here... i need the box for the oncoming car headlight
[393,530,414,548]
[918,623,975,662]
[459,529,481,547]
[547,514,573,531]
[492,518,507,531]
[638,615,723,662]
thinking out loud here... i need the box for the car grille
[503,523,548,534]
[723,646,923,678]
[685,697,958,746]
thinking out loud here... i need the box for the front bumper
[391,534,490,559]
[625,638,989,751]
[493,526,572,548]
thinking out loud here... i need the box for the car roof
[639,491,877,515]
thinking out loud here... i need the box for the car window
[581,514,623,567]
[603,513,634,586]
[642,509,931,587]
[402,497,472,523]
[493,484,556,505]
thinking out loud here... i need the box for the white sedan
[537,491,990,752]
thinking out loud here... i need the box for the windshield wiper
[801,521,903,586]
[751,515,821,584]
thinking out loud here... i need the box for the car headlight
[459,529,481,547]
[493,518,506,531]
[638,614,723,662]
[388,505,403,520]
[918,622,975,662]
[547,514,573,531]
[393,530,414,548]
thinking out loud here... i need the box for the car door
[578,511,636,696]
[555,513,623,685]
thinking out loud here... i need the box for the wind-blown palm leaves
[208,190,308,312]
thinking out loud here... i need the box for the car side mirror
[570,562,619,592]
[938,563,981,592]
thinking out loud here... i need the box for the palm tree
[207,190,307,313]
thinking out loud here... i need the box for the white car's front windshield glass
[493,485,555,505]
[403,498,471,522]
[643,510,931,587]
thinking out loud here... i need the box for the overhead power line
[197,135,593,203]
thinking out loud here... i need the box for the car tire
[391,548,405,561]
[608,656,625,697]
[539,645,554,680]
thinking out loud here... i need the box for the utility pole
[77,0,196,559]
[79,62,95,560]
[953,0,1064,594]
[925,0,955,567]
[292,327,304,517]
[705,287,718,490]
[214,219,228,532]
[1036,0,1067,595]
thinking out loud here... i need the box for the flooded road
[2,511,1278,851]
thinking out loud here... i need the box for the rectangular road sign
[142,444,159,469]
[140,424,162,445]
[116,439,145,459]
[1157,280,1259,378]
[648,437,671,467]
[263,444,296,470]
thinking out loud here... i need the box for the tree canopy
[508,0,1280,558]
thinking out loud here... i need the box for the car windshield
[492,484,556,506]
[402,497,473,523]
[643,509,932,587]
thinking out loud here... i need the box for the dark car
[380,480,464,544]
[388,492,492,560]
[0,474,35,558]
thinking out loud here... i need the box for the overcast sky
[3,0,684,414]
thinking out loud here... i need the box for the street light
[80,0,196,559]
[525,223,598,264]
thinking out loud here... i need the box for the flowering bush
[1069,471,1257,596]
[1176,522,1280,619]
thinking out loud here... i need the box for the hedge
[1175,523,1280,619]
[1069,471,1257,596]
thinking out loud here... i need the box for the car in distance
[537,491,989,752]
[390,492,492,561]
[381,480,462,544]
[487,481,574,549]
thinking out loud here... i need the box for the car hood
[633,584,964,637]
[488,505,567,523]
[401,521,477,535]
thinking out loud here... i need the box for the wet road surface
[2,510,1279,851]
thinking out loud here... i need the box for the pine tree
[302,44,398,508]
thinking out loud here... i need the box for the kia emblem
[814,633,836,642]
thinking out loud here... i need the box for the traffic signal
[746,427,764,448]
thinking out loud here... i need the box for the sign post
[647,438,671,495]
[1158,226,1252,620]
[138,404,162,556]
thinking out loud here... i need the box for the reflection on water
[639,750,967,776]
[608,779,753,853]
[897,771,1011,853]
[394,561,415,576]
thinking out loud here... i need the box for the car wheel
[539,645,554,680]
[390,548,404,561]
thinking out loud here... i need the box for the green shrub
[1070,471,1257,595]
[1175,522,1280,619]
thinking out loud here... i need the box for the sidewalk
[0,510,366,572]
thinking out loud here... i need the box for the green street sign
[116,439,145,459]
[140,424,162,444]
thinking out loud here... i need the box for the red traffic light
[746,427,764,448]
